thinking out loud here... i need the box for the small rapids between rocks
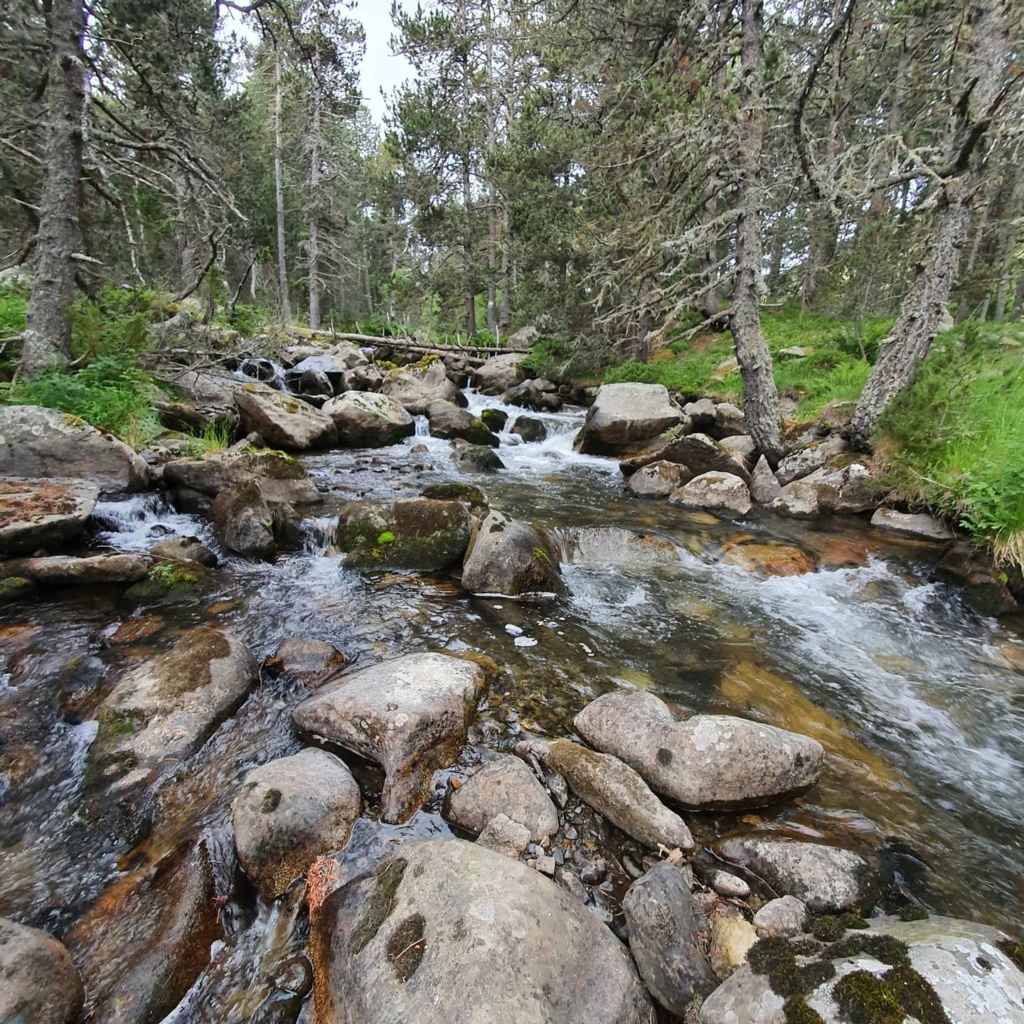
[1,387,1023,1023]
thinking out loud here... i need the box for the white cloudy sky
[352,0,415,124]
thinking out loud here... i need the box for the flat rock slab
[10,553,149,585]
[0,916,84,1024]
[574,691,824,809]
[309,838,654,1024]
[293,653,488,824]
[0,477,99,555]
[0,405,149,493]
[234,384,338,451]
[518,737,693,851]
[233,748,362,899]
[574,382,684,455]
[444,754,558,841]
[91,627,259,783]
[871,508,955,541]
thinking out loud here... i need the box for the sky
[352,0,415,125]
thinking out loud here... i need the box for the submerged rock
[574,691,824,809]
[517,737,694,851]
[670,471,752,516]
[323,391,415,447]
[721,542,815,577]
[0,477,99,555]
[293,653,488,824]
[0,916,84,1024]
[461,509,564,600]
[561,526,678,572]
[574,383,684,455]
[233,748,362,899]
[264,637,348,687]
[234,384,338,451]
[308,838,654,1024]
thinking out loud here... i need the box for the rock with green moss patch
[335,498,473,571]
[0,575,35,604]
[383,360,459,414]
[123,561,209,603]
[479,408,508,432]
[776,436,849,487]
[461,509,564,600]
[420,482,487,507]
[163,450,322,506]
[234,384,338,451]
[426,400,500,447]
[309,837,654,1024]
[232,748,361,899]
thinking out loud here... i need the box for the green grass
[0,291,28,338]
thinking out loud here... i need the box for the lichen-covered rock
[670,471,752,516]
[335,498,473,571]
[293,653,487,824]
[776,435,849,486]
[752,896,808,938]
[709,903,759,980]
[444,755,558,842]
[661,433,753,484]
[163,450,322,505]
[232,749,361,899]
[0,916,84,1024]
[622,861,717,1015]
[234,384,338,451]
[323,392,415,447]
[461,509,564,600]
[574,691,824,809]
[91,627,258,784]
[574,383,684,455]
[473,352,527,394]
[264,637,348,687]
[626,460,694,498]
[309,838,654,1024]
[0,405,149,493]
[774,479,822,518]
[384,360,460,414]
[517,737,693,851]
[871,508,955,541]
[0,477,99,555]
[476,813,531,858]
[802,462,877,513]
[426,400,499,446]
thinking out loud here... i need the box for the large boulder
[457,443,505,472]
[234,384,338,451]
[426,400,499,446]
[574,691,824,809]
[232,748,362,899]
[510,414,547,443]
[91,627,259,785]
[473,352,527,394]
[461,509,564,600]
[776,435,849,486]
[0,405,149,493]
[574,383,684,455]
[0,477,99,555]
[384,360,459,414]
[669,471,752,516]
[716,837,877,913]
[293,653,487,824]
[309,838,654,1024]
[444,754,558,841]
[625,433,752,484]
[163,450,322,506]
[323,391,415,447]
[335,498,473,571]
[210,478,275,558]
[801,462,877,514]
[0,917,84,1024]
[517,737,694,851]
[622,862,717,1015]
[700,916,1024,1024]
[626,460,693,498]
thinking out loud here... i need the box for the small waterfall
[300,515,340,555]
[93,494,214,552]
[414,415,430,437]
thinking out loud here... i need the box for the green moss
[840,913,869,930]
[812,916,847,942]
[783,998,827,1024]
[0,576,34,604]
[532,546,551,565]
[377,531,396,545]
[790,939,824,957]
[824,934,910,968]
[350,857,408,958]
[997,939,1024,972]
[260,788,282,814]
[833,966,950,1024]
[898,905,929,922]
[386,912,426,982]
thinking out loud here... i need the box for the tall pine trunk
[730,0,783,463]
[22,0,86,376]
[307,65,322,331]
[274,51,291,323]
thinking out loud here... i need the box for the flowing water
[1,388,1023,1021]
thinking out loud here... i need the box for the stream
[1,387,1023,1021]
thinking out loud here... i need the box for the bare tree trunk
[484,0,497,335]
[308,64,322,330]
[22,0,86,376]
[499,209,511,331]
[274,51,291,323]
[800,203,838,306]
[730,0,783,463]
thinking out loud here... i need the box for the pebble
[623,856,643,880]
[504,624,523,636]
[546,773,569,808]
[710,870,751,899]
[533,854,556,876]
[564,826,578,841]
[580,857,608,885]
[514,636,538,647]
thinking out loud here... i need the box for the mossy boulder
[426,400,500,447]
[460,510,564,600]
[234,384,338,451]
[335,498,473,571]
[323,391,415,447]
[123,561,209,603]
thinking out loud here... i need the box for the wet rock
[476,812,531,858]
[479,408,507,432]
[384,360,460,414]
[774,479,822,518]
[752,895,808,938]
[0,477,99,555]
[0,575,35,604]
[295,367,334,397]
[57,654,109,723]
[670,471,752,516]
[871,508,955,541]
[461,510,565,600]
[709,902,758,980]
[626,460,694,498]
[503,380,562,412]
[322,392,415,447]
[0,405,149,493]
[721,542,815,577]
[574,383,684,455]
[264,637,348,687]
[622,861,717,1016]
[293,653,487,824]
[122,561,209,604]
[163,450,322,506]
[456,443,505,472]
[750,456,783,506]
[710,870,751,898]
[426,400,499,446]
[717,837,877,913]
[699,915,1024,1024]
[510,414,547,443]
[211,478,276,558]
[234,384,338,451]
[561,526,678,572]
[233,749,362,899]
[776,435,849,486]
[66,835,220,1024]
[517,737,694,851]
[420,482,487,508]
[0,916,84,1024]
[444,754,558,841]
[7,552,149,585]
[335,498,473,571]
[308,838,654,1024]
[150,535,218,566]
[936,541,1019,617]
[663,433,753,484]
[91,627,259,783]
[473,352,527,394]
[574,691,824,810]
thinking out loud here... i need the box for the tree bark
[730,0,783,463]
[22,0,86,376]
[308,61,322,330]
[274,50,291,323]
